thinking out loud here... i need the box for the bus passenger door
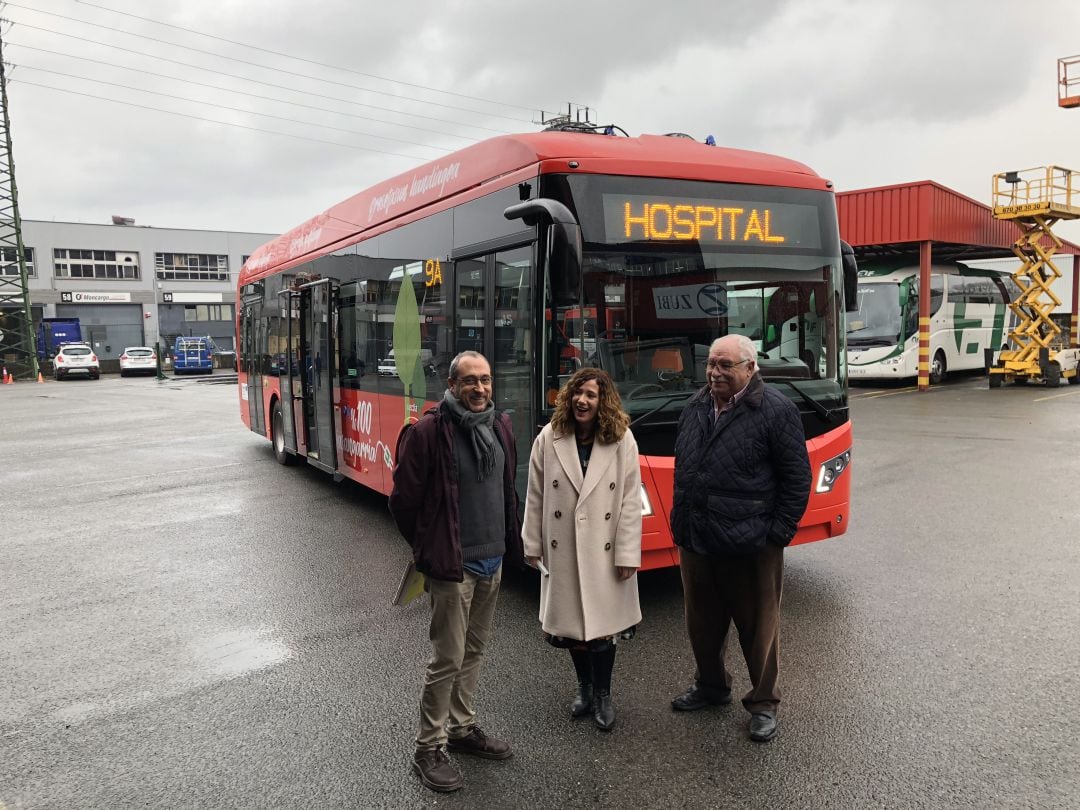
[252,312,267,434]
[299,280,337,473]
[241,305,265,434]
[277,289,299,455]
[453,245,536,494]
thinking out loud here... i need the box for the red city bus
[237,128,856,569]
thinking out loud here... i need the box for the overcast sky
[6,0,1080,245]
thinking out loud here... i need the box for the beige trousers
[416,567,502,751]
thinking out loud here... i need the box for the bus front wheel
[930,351,946,385]
[272,400,296,465]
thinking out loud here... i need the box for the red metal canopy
[837,180,1080,259]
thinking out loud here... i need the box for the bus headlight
[815,450,851,493]
[640,484,654,516]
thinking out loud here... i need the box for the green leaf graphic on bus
[392,274,426,419]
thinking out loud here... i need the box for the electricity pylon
[0,22,39,380]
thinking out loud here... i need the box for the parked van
[173,336,214,374]
[37,318,82,360]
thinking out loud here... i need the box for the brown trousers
[679,544,783,714]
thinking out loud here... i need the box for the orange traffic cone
[37,371,45,383]
[2,367,9,384]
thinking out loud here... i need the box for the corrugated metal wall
[834,181,1077,251]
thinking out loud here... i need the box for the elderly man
[390,350,523,792]
[669,334,811,743]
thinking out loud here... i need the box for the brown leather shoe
[447,726,513,760]
[412,747,463,793]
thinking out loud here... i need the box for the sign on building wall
[60,291,133,304]
[163,292,225,303]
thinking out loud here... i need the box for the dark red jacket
[389,402,524,582]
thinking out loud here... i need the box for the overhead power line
[15,64,455,153]
[15,80,436,161]
[9,42,479,143]
[73,0,537,115]
[6,4,534,123]
[8,22,513,135]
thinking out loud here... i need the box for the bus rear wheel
[930,351,947,385]
[271,400,296,465]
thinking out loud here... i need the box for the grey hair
[448,350,488,379]
[710,334,757,363]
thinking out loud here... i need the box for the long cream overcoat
[522,424,643,641]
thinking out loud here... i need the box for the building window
[54,248,140,279]
[183,304,234,322]
[156,253,229,281]
[1,246,35,277]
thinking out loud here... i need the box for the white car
[53,342,100,380]
[120,346,157,377]
[378,348,435,376]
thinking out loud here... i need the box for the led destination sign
[603,194,822,249]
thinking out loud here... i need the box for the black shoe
[671,685,733,712]
[413,747,463,793]
[749,711,777,742]
[571,683,594,718]
[446,726,513,760]
[593,689,615,731]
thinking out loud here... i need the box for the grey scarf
[442,389,498,481]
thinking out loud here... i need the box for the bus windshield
[543,174,846,444]
[847,282,903,347]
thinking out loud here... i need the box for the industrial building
[4,218,275,363]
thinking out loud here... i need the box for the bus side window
[929,275,944,316]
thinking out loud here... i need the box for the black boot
[569,648,593,718]
[589,641,617,731]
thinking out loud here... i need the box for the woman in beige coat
[523,367,642,731]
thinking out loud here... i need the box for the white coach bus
[847,263,1018,384]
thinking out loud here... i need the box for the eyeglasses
[456,375,493,387]
[706,359,751,371]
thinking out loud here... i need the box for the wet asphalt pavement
[1,372,1078,808]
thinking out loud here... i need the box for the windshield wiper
[629,392,695,429]
[769,378,839,422]
[848,337,895,347]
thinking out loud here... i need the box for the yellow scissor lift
[989,166,1080,388]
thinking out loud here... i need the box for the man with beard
[390,350,523,792]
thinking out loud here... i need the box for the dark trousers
[679,544,783,714]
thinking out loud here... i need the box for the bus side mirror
[766,324,777,344]
[505,199,582,306]
[841,241,859,312]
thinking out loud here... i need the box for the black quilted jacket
[671,374,811,557]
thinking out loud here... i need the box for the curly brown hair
[549,367,630,444]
